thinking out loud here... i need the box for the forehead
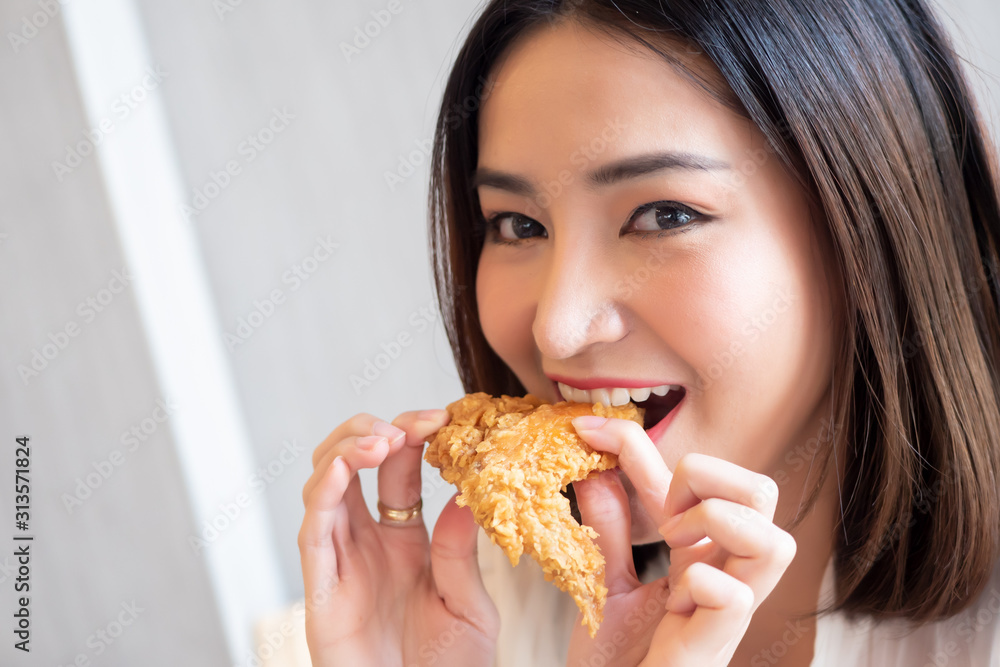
[477,20,756,168]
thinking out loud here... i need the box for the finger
[430,494,500,639]
[319,437,392,535]
[572,469,639,595]
[304,413,406,509]
[304,430,400,507]
[665,453,779,521]
[298,456,353,614]
[311,413,385,467]
[376,409,451,516]
[661,498,796,602]
[304,434,391,527]
[664,562,754,654]
[572,416,673,525]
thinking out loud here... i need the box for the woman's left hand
[564,416,797,667]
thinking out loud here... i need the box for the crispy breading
[424,392,644,638]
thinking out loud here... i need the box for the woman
[298,0,1000,664]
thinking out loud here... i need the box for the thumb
[573,469,640,595]
[430,494,500,638]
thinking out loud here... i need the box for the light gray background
[0,0,996,664]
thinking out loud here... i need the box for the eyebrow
[471,151,732,196]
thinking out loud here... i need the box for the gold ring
[377,498,423,524]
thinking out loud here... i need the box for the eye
[623,201,706,235]
[484,212,548,244]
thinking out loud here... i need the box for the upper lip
[545,373,683,391]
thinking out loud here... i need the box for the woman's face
[474,20,842,542]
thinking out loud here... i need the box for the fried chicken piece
[425,392,644,638]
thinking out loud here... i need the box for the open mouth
[553,380,686,434]
[636,387,686,431]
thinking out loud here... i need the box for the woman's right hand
[298,410,499,666]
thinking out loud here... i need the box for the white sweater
[477,531,1000,667]
[257,534,1000,666]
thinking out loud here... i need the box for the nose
[531,240,628,360]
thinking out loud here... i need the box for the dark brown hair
[427,0,1000,622]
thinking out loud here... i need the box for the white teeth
[609,388,631,406]
[628,386,651,402]
[557,381,677,406]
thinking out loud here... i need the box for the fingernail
[372,420,405,445]
[416,409,448,423]
[357,435,387,450]
[327,455,345,477]
[573,416,608,431]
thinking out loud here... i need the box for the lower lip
[644,393,685,443]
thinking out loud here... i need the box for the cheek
[706,177,841,471]
[631,240,783,394]
[476,254,537,373]
[694,244,800,391]
[636,222,835,471]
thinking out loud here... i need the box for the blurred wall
[130,0,474,616]
[0,2,232,665]
[935,0,1000,141]
[0,0,996,664]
